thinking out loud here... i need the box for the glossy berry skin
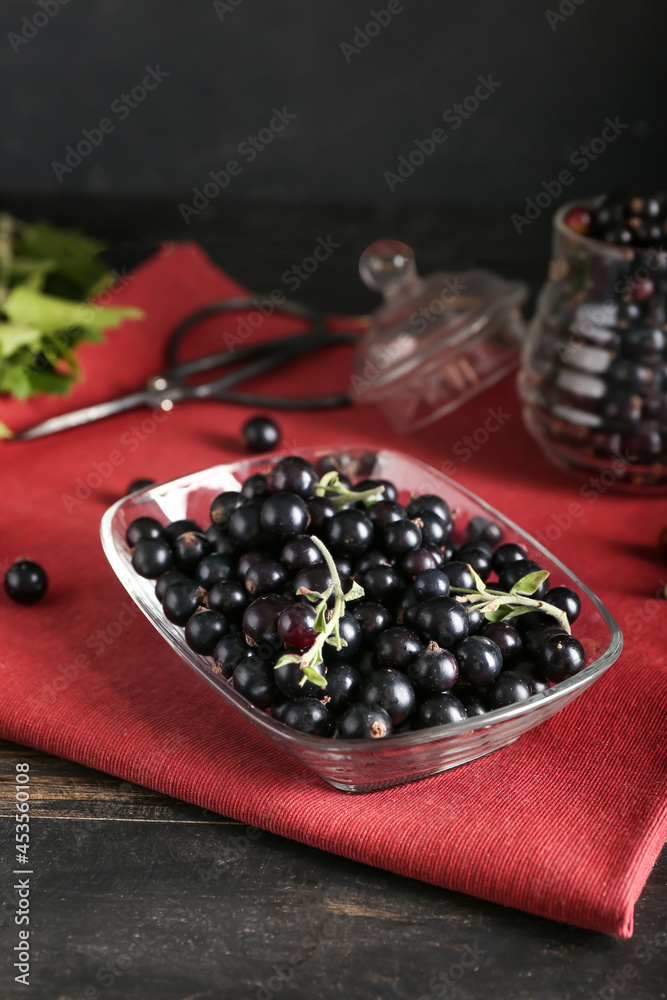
[232,652,276,709]
[307,497,337,532]
[513,661,550,695]
[360,566,402,605]
[131,539,174,579]
[163,580,205,624]
[352,601,393,647]
[401,548,440,579]
[237,550,263,578]
[466,515,503,547]
[274,658,325,699]
[164,519,202,545]
[209,491,247,531]
[282,699,332,736]
[208,530,238,557]
[126,516,164,547]
[414,694,466,729]
[278,603,318,650]
[360,668,416,724]
[461,695,487,717]
[487,671,532,709]
[268,456,318,499]
[480,621,523,663]
[229,500,265,548]
[514,610,554,636]
[466,607,485,634]
[456,543,493,581]
[375,626,424,672]
[322,613,362,665]
[172,531,212,574]
[416,597,469,649]
[441,561,475,591]
[355,550,390,575]
[545,586,581,624]
[213,633,251,677]
[414,510,453,546]
[383,519,421,557]
[407,494,450,524]
[242,594,290,647]
[4,559,48,605]
[538,634,586,683]
[455,636,503,686]
[326,509,374,559]
[271,698,290,723]
[155,569,187,603]
[524,625,568,658]
[193,554,234,588]
[424,545,446,569]
[184,609,230,655]
[207,580,248,621]
[260,492,310,542]
[367,500,407,527]
[355,478,398,502]
[497,559,548,599]
[127,477,156,494]
[414,569,450,602]
[491,542,528,576]
[339,703,392,739]
[241,415,281,453]
[324,664,361,715]
[280,535,324,574]
[407,646,458,695]
[241,472,270,500]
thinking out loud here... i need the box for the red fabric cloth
[1,243,666,938]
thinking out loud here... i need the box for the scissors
[13,296,360,442]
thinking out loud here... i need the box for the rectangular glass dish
[100,447,622,793]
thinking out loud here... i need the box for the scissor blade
[11,391,149,442]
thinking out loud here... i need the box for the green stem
[315,471,385,508]
[450,586,571,634]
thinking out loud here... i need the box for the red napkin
[1,243,666,938]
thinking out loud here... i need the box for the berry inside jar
[520,193,667,488]
[125,454,587,740]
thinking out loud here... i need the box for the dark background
[1,0,665,208]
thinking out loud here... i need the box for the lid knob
[359,240,417,296]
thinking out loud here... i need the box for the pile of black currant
[564,193,667,248]
[126,454,586,740]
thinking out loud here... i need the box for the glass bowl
[100,447,622,793]
[519,197,667,490]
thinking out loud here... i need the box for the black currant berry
[491,542,528,576]
[407,645,458,695]
[229,500,265,548]
[307,497,337,531]
[401,548,440,579]
[242,473,270,500]
[538,634,586,683]
[487,671,532,709]
[126,516,164,547]
[242,594,290,647]
[441,561,476,591]
[324,664,361,715]
[322,613,362,665]
[232,652,276,708]
[339,703,392,739]
[456,542,493,580]
[163,579,206,625]
[414,569,450,602]
[172,531,212,574]
[407,494,450,523]
[132,539,174,579]
[326,509,374,558]
[480,621,523,663]
[155,569,187,603]
[241,414,281,453]
[497,559,548,599]
[210,491,248,531]
[280,535,324,574]
[466,515,503,547]
[415,597,469,648]
[359,668,416,724]
[367,500,407,527]
[274,658,325,699]
[261,492,310,542]
[383,519,422,556]
[375,626,424,671]
[414,694,466,729]
[213,633,251,677]
[352,601,393,646]
[193,553,235,588]
[207,580,248,621]
[4,559,48,605]
[282,698,332,735]
[278,602,318,650]
[268,456,318,499]
[184,609,230,654]
[164,519,203,545]
[355,478,398,502]
[360,565,402,605]
[455,636,503,686]
[413,510,453,546]
[544,586,581,624]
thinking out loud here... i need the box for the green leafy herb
[274,535,365,689]
[451,565,571,634]
[0,213,143,422]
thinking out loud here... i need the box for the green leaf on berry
[510,570,550,597]
[274,652,301,670]
[343,580,364,602]
[467,564,488,594]
[313,602,328,634]
[301,664,327,688]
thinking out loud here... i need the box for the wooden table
[1,198,665,1000]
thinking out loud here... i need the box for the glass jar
[519,198,667,490]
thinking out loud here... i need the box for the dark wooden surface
[0,197,665,1000]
